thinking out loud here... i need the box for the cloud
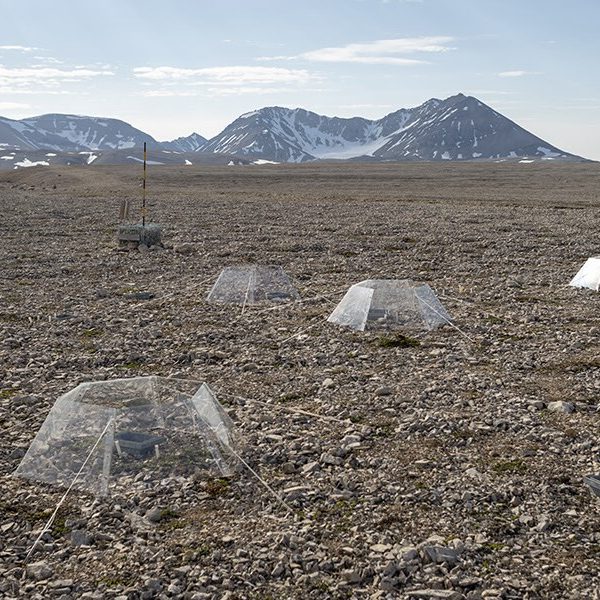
[133,65,313,84]
[263,36,455,65]
[0,101,30,110]
[0,87,76,95]
[32,56,63,64]
[0,66,114,88]
[206,86,292,96]
[142,90,199,98]
[134,66,317,98]
[498,70,539,78]
[0,45,38,52]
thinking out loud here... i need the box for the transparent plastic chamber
[207,265,300,305]
[15,377,236,496]
[328,279,451,332]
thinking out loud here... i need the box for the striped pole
[142,142,147,226]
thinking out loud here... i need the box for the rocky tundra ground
[1,161,600,599]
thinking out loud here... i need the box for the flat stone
[174,243,195,255]
[26,561,53,581]
[547,401,574,414]
[423,545,460,566]
[408,590,465,600]
[371,543,392,553]
[375,386,393,396]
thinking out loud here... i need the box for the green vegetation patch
[492,459,527,475]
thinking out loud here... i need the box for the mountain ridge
[0,94,587,165]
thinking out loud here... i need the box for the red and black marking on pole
[142,142,147,227]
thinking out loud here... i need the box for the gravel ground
[1,161,600,599]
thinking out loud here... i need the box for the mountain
[160,132,207,153]
[0,114,159,152]
[0,94,585,165]
[202,94,579,163]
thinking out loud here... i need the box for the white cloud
[134,66,317,98]
[206,86,292,96]
[498,70,539,78]
[0,87,76,95]
[32,56,63,64]
[0,101,30,110]
[287,36,455,65]
[142,90,199,97]
[0,45,38,52]
[0,66,114,89]
[133,65,313,84]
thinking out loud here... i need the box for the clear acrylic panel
[413,284,452,330]
[327,285,374,331]
[15,377,236,496]
[207,265,299,305]
[328,279,450,332]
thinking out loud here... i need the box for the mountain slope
[373,94,568,160]
[0,94,585,162]
[14,114,158,151]
[160,132,207,153]
[203,94,579,163]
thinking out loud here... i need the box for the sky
[0,0,599,159]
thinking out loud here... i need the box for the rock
[48,579,74,589]
[301,461,320,474]
[380,577,398,591]
[342,569,362,584]
[409,590,465,600]
[145,508,163,523]
[400,546,418,561]
[547,401,574,414]
[70,529,93,546]
[320,453,343,466]
[26,561,53,581]
[124,291,155,301]
[371,543,392,553]
[322,378,334,389]
[423,545,460,566]
[375,386,393,396]
[174,243,195,255]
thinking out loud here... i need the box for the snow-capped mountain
[0,114,158,152]
[372,94,567,161]
[202,94,578,162]
[160,132,207,153]
[0,94,585,164]
[201,107,385,162]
